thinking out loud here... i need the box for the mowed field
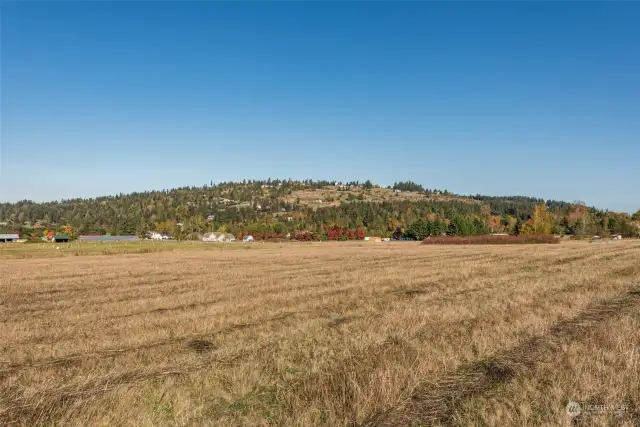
[1,241,640,426]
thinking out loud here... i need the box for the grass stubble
[1,241,639,426]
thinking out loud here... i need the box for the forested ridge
[1,179,638,240]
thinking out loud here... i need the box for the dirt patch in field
[187,339,216,354]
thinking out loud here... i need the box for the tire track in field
[358,285,640,427]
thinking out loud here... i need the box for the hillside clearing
[1,241,639,426]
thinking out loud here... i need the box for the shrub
[421,235,559,245]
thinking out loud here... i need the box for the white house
[202,232,236,242]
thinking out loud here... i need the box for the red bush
[293,231,316,241]
[421,235,559,245]
[325,226,344,241]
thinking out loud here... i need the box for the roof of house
[77,235,140,242]
[0,234,20,239]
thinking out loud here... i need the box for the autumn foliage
[322,225,366,241]
[421,235,559,245]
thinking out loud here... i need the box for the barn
[0,233,19,243]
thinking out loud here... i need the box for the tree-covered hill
[1,179,638,240]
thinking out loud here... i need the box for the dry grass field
[1,241,640,426]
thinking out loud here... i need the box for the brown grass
[1,241,639,426]
[421,235,560,245]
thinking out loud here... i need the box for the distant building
[0,233,19,243]
[243,235,254,242]
[78,235,140,242]
[52,235,70,243]
[148,232,163,240]
[202,232,236,242]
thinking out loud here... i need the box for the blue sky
[1,2,638,212]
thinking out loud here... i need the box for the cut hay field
[1,241,639,426]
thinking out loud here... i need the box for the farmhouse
[202,232,236,242]
[0,233,19,243]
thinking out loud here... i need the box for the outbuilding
[0,234,19,243]
[52,235,70,243]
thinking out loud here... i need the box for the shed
[0,233,20,243]
[52,235,70,243]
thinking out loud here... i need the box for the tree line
[0,180,638,240]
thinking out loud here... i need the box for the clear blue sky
[1,2,638,212]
